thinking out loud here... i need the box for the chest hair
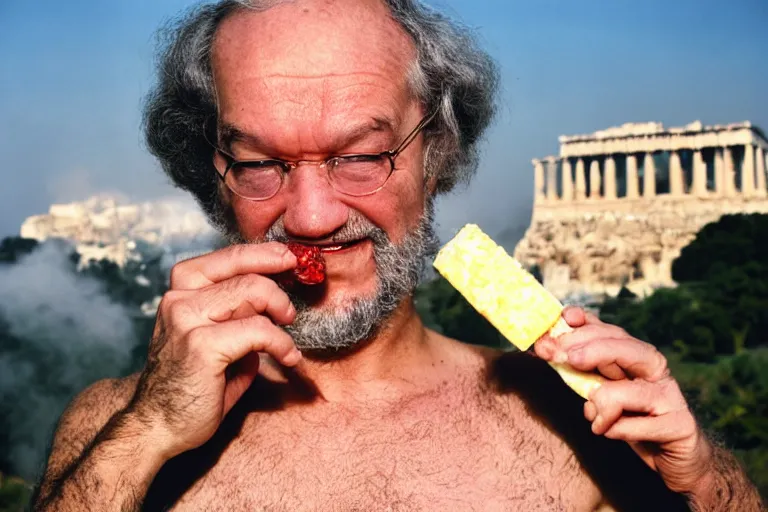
[163,378,597,511]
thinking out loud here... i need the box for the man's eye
[229,162,283,182]
[231,161,283,173]
[337,155,383,164]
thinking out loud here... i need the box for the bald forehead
[212,0,416,81]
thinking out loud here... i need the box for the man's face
[211,0,436,350]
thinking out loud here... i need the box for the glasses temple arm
[391,108,439,157]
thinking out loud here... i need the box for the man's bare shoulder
[42,374,140,478]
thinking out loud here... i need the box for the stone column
[714,148,725,196]
[575,158,587,200]
[589,159,601,199]
[626,154,639,199]
[757,148,767,197]
[643,152,656,198]
[546,157,558,201]
[742,144,755,196]
[604,155,617,200]
[692,149,707,196]
[561,158,574,202]
[533,159,545,204]
[669,150,684,196]
[724,147,736,196]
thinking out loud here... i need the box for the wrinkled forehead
[211,0,418,121]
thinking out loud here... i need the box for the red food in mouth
[287,243,325,285]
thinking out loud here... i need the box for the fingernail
[568,347,584,365]
[592,415,603,434]
[553,351,568,364]
[283,348,302,366]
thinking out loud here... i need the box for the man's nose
[282,163,349,240]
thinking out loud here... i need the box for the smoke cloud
[0,241,139,480]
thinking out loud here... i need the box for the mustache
[263,211,386,246]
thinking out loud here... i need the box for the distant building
[514,121,768,299]
[20,195,219,268]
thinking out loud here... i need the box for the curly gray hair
[143,0,499,232]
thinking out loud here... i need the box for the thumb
[562,306,587,328]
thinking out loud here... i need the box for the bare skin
[33,0,762,510]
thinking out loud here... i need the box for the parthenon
[515,121,768,300]
[533,120,768,205]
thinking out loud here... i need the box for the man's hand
[533,307,712,494]
[130,242,301,459]
[33,242,302,511]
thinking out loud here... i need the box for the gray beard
[226,201,439,352]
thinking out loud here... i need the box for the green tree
[672,213,768,283]
[0,237,38,263]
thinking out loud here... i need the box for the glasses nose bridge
[283,158,335,194]
[286,158,330,172]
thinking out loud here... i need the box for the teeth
[320,241,357,251]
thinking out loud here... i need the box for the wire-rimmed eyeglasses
[207,110,437,201]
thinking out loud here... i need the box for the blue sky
[1,0,766,242]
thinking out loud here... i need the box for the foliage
[672,213,768,283]
[0,237,39,263]
[0,474,31,512]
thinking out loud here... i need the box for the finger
[199,274,296,325]
[584,400,598,422]
[171,242,297,290]
[589,379,672,435]
[533,335,557,360]
[541,324,626,365]
[567,338,669,381]
[562,306,587,328]
[602,410,697,445]
[597,362,626,380]
[190,315,301,370]
[553,323,628,351]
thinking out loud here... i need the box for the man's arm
[534,308,764,510]
[686,444,764,512]
[31,376,167,511]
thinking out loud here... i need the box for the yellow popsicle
[433,224,604,400]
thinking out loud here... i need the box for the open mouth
[318,239,365,253]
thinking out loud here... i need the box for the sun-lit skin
[211,0,440,398]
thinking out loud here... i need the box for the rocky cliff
[513,196,768,300]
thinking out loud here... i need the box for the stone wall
[514,196,768,299]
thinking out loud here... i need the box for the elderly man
[33,0,761,510]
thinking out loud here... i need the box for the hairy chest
[158,395,601,511]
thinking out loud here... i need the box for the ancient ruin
[514,121,768,299]
[20,195,217,268]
